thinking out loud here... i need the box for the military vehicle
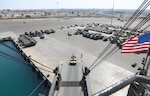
[45,29,55,34]
[102,36,108,41]
[45,30,51,34]
[69,55,77,65]
[82,31,89,37]
[109,36,118,43]
[18,34,37,47]
[93,33,103,40]
[50,29,55,33]
[67,32,72,36]
[74,29,84,35]
[40,33,45,39]
[89,33,95,39]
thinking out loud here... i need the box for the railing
[92,75,150,96]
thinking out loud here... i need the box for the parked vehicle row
[82,32,104,40]
[24,29,55,39]
[74,28,124,49]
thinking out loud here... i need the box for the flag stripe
[121,36,150,54]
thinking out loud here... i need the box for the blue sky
[0,0,149,10]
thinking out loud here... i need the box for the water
[0,41,49,96]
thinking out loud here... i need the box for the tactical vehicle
[18,34,37,47]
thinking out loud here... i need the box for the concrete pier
[0,18,149,95]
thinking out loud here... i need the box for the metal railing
[92,75,150,96]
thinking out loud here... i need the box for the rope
[90,46,119,71]
[91,45,118,70]
[124,1,150,29]
[90,48,119,71]
[30,58,54,71]
[123,0,148,28]
[142,24,150,31]
[28,79,46,96]
[133,13,150,30]
[89,43,112,69]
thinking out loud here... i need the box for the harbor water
[0,41,49,96]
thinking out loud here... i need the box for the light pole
[56,2,59,21]
[56,2,59,13]
[111,0,115,26]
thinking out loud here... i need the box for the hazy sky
[0,0,149,10]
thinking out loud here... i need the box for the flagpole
[143,46,150,76]
[145,57,150,76]
[145,47,150,76]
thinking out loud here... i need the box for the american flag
[121,36,150,54]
